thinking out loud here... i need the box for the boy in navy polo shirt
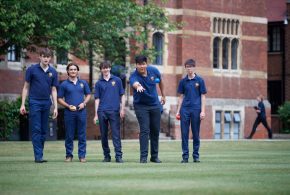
[129,55,166,163]
[58,63,91,163]
[176,59,207,163]
[20,48,58,163]
[94,61,125,163]
[246,95,272,139]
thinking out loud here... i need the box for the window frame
[152,32,164,66]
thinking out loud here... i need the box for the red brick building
[152,0,270,139]
[266,0,290,133]
[1,0,282,140]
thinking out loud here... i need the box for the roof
[266,0,287,22]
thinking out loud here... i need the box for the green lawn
[0,140,290,195]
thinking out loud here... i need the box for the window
[224,111,231,139]
[7,45,21,62]
[268,80,282,114]
[218,18,221,33]
[56,49,68,64]
[152,32,164,65]
[213,18,217,33]
[214,110,241,140]
[235,21,239,35]
[212,17,240,70]
[222,19,226,34]
[227,19,230,34]
[233,112,241,139]
[222,38,229,69]
[213,37,220,68]
[215,111,222,139]
[231,39,238,70]
[231,20,235,35]
[268,26,282,52]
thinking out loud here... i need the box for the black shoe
[246,136,252,139]
[116,158,124,163]
[193,158,200,163]
[102,158,111,162]
[140,158,147,163]
[35,160,47,163]
[150,158,162,163]
[181,159,188,163]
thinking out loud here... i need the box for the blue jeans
[98,110,122,159]
[180,108,201,160]
[134,106,161,160]
[29,99,51,161]
[64,109,87,159]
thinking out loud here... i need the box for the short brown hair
[184,59,196,67]
[39,48,53,57]
[99,60,111,69]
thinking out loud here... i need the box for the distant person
[94,61,125,163]
[246,95,273,139]
[111,64,126,89]
[129,55,166,163]
[19,48,58,163]
[176,59,207,163]
[58,63,91,163]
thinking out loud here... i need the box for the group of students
[20,48,208,164]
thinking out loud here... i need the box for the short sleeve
[177,80,184,94]
[118,78,125,96]
[83,81,91,95]
[129,71,138,86]
[52,70,58,87]
[25,67,32,83]
[94,82,100,99]
[199,78,207,94]
[57,83,65,98]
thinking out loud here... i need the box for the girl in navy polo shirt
[58,63,91,163]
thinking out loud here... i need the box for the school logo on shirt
[80,83,84,88]
[150,76,154,81]
[195,82,200,88]
[48,72,53,77]
[112,81,116,86]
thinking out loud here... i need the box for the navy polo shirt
[177,74,207,110]
[94,74,124,111]
[129,65,161,107]
[257,101,266,118]
[25,64,58,100]
[58,79,91,107]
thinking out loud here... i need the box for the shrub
[277,101,290,133]
[0,97,23,140]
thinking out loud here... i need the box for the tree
[0,0,177,61]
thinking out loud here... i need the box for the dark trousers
[180,108,201,160]
[98,110,122,159]
[249,116,273,139]
[29,99,51,161]
[64,109,87,159]
[134,107,161,160]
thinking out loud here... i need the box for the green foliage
[0,0,178,64]
[277,101,290,133]
[0,97,25,140]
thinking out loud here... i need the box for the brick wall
[0,69,24,94]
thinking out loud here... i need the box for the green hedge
[0,97,23,140]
